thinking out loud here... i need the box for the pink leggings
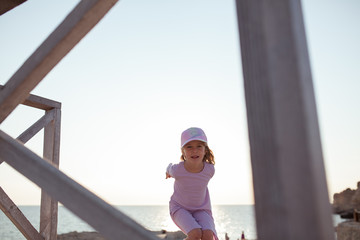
[171,208,218,239]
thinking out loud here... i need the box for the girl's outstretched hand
[166,172,172,179]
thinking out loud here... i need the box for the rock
[57,230,186,240]
[57,231,105,240]
[153,230,186,239]
[333,181,360,218]
[336,221,360,240]
[340,210,355,219]
[333,188,356,213]
[162,230,186,239]
[351,183,360,210]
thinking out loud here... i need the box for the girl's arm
[165,163,175,179]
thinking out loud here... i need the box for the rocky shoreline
[333,181,360,219]
[57,230,186,240]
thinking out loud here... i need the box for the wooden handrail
[23,94,61,111]
[0,85,61,110]
[0,130,160,240]
[0,0,117,123]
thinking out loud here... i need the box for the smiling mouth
[191,156,200,159]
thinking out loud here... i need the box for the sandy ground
[57,230,186,240]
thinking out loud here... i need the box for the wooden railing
[0,128,159,240]
[0,91,61,239]
[0,0,160,239]
[0,0,337,240]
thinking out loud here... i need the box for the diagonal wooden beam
[0,187,44,240]
[16,109,55,144]
[0,0,118,123]
[0,130,160,240]
[0,85,61,111]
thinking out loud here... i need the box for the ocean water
[0,205,343,240]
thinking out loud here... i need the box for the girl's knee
[202,229,214,240]
[186,228,202,240]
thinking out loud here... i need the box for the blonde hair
[180,145,215,165]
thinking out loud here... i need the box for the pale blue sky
[0,0,359,206]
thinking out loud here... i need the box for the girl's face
[182,140,206,163]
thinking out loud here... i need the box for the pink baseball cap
[181,127,207,148]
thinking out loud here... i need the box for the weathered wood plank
[40,108,61,240]
[0,84,61,110]
[16,109,55,144]
[0,187,44,240]
[23,94,61,111]
[236,1,335,240]
[39,193,58,240]
[0,130,160,240]
[0,0,118,123]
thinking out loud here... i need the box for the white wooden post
[40,108,61,240]
[235,1,335,240]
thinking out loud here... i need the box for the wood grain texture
[1,84,61,110]
[23,94,61,111]
[0,187,44,240]
[16,109,55,144]
[40,108,61,240]
[236,0,335,240]
[0,130,160,240]
[0,0,117,123]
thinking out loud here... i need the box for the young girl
[166,127,218,240]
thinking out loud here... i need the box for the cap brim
[181,138,207,148]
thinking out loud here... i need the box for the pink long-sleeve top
[167,161,215,215]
